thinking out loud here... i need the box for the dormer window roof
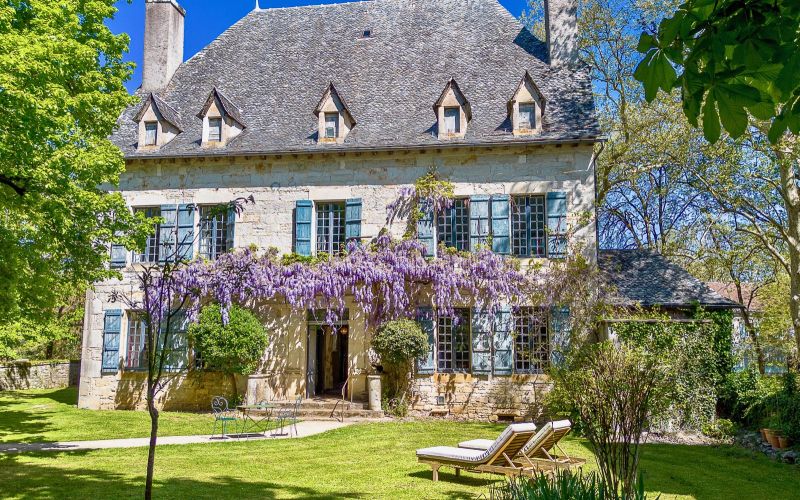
[314,82,355,144]
[133,93,182,149]
[434,78,471,139]
[508,71,546,136]
[196,87,246,147]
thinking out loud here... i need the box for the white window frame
[208,117,222,142]
[144,121,158,146]
[324,112,339,139]
[444,107,460,134]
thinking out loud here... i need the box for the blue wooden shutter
[226,204,236,252]
[416,199,435,257]
[177,204,195,261]
[102,309,122,373]
[294,200,313,256]
[159,204,178,262]
[493,306,513,375]
[491,195,511,255]
[470,195,490,250]
[546,192,568,258]
[550,306,571,367]
[471,308,492,374]
[416,307,435,374]
[110,240,127,269]
[345,198,362,244]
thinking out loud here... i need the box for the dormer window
[434,78,471,139]
[133,93,182,150]
[314,83,355,144]
[144,121,158,146]
[197,87,246,148]
[444,107,460,134]
[509,72,546,136]
[208,117,222,142]
[325,112,339,138]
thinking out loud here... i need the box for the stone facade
[0,361,80,391]
[79,144,598,416]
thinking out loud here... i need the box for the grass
[0,388,216,443]
[1,389,799,499]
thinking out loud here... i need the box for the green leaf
[715,88,748,138]
[717,83,761,106]
[658,12,685,45]
[776,54,800,96]
[637,33,656,53]
[702,96,721,143]
[768,115,788,143]
[747,100,775,121]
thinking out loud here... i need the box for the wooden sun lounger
[458,420,586,473]
[416,423,539,481]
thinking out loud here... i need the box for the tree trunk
[790,252,800,370]
[736,283,766,374]
[145,385,159,500]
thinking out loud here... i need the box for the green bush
[372,318,429,366]
[489,470,651,500]
[701,419,738,440]
[188,303,268,397]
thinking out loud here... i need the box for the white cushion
[416,446,486,462]
[458,438,494,450]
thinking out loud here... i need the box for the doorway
[306,323,349,398]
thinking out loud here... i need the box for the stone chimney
[544,0,579,67]
[142,0,185,91]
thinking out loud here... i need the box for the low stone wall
[409,373,553,422]
[0,360,80,391]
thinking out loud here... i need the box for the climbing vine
[385,170,454,239]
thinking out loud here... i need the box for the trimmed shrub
[701,418,738,440]
[371,319,429,416]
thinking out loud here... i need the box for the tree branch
[0,174,26,196]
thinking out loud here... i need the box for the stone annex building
[78,0,733,418]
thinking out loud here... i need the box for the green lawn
[0,388,215,443]
[1,389,799,499]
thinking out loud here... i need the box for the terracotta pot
[766,430,781,448]
[778,436,791,449]
[760,428,769,442]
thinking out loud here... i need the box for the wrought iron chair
[275,395,302,437]
[211,396,238,439]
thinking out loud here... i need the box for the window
[362,29,372,38]
[437,308,470,372]
[437,198,470,251]
[144,121,158,146]
[208,117,222,142]
[513,308,549,374]
[199,205,231,260]
[519,103,535,130]
[134,207,161,263]
[324,113,339,139]
[126,313,147,370]
[316,202,346,255]
[512,195,546,258]
[444,107,460,134]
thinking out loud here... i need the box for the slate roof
[112,0,599,158]
[598,250,739,309]
[133,93,183,131]
[197,87,246,126]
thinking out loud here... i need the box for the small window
[513,308,549,374]
[519,103,535,130]
[512,195,546,258]
[362,29,372,38]
[126,313,147,370]
[199,205,232,260]
[437,309,470,372]
[208,117,222,142]
[437,198,470,251]
[324,113,339,139]
[444,107,460,134]
[316,201,346,255]
[134,207,161,263]
[144,121,158,146]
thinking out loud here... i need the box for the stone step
[272,399,369,411]
[296,408,385,419]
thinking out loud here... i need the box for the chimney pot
[142,0,185,91]
[545,0,579,67]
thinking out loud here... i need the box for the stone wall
[410,373,553,422]
[0,361,80,391]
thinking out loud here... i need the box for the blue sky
[109,0,533,93]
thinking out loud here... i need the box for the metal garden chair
[211,396,238,439]
[274,395,302,437]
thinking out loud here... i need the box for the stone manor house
[78,0,732,419]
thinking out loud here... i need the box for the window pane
[134,207,161,263]
[511,195,546,258]
[444,107,460,134]
[437,309,470,372]
[325,113,339,138]
[519,104,535,129]
[199,205,230,260]
[144,122,158,146]
[208,118,222,142]
[437,198,469,251]
[514,308,549,374]
[126,313,147,369]
[316,202,346,255]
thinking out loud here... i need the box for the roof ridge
[255,0,380,13]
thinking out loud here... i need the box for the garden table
[237,403,274,437]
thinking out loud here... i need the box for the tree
[188,303,269,397]
[635,0,800,143]
[0,0,145,322]
[549,342,671,499]
[371,319,429,414]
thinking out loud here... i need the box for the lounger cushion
[458,439,495,450]
[416,446,486,462]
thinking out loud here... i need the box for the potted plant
[777,435,791,449]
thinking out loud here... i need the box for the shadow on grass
[0,452,363,499]
[0,388,79,444]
